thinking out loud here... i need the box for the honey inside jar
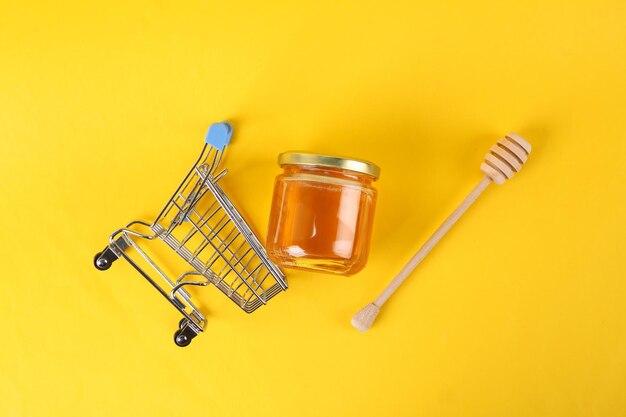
[266,153,379,275]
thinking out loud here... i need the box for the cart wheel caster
[94,252,112,270]
[94,245,123,271]
[174,329,193,347]
[94,238,130,271]
[174,321,198,347]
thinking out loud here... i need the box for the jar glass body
[266,164,377,275]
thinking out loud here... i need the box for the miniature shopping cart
[93,122,287,347]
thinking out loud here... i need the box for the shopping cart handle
[205,121,233,150]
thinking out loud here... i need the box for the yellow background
[1,0,625,416]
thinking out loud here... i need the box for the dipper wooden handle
[352,133,531,332]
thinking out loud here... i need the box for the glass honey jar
[266,152,380,275]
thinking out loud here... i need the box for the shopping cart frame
[94,122,287,347]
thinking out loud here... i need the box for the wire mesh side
[148,142,286,312]
[151,222,284,313]
[152,143,225,233]
[151,183,282,310]
[203,178,286,287]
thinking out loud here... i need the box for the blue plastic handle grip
[205,121,233,150]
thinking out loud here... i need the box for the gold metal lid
[278,152,380,179]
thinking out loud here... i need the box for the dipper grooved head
[480,133,531,184]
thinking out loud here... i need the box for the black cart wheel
[174,329,193,347]
[178,318,188,329]
[94,252,112,270]
[94,240,128,271]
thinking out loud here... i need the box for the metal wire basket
[94,122,287,347]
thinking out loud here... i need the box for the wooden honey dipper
[352,133,531,332]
